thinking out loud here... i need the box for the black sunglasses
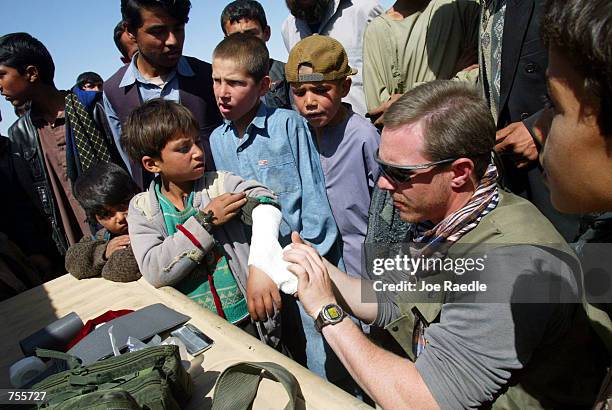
[374,149,457,184]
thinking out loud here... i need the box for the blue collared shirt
[103,54,195,173]
[210,103,342,261]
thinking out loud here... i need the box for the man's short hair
[76,71,103,90]
[220,0,267,35]
[121,0,191,32]
[121,98,199,163]
[213,33,269,82]
[113,21,129,58]
[0,32,55,85]
[542,0,612,136]
[73,162,140,224]
[384,80,495,179]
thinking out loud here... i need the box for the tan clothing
[32,109,88,246]
[362,0,480,111]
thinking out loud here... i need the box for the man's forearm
[322,318,439,410]
[322,258,378,323]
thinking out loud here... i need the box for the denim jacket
[210,103,343,265]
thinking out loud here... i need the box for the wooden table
[0,275,371,409]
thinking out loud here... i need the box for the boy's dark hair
[0,32,55,85]
[542,0,612,136]
[285,0,331,24]
[113,21,129,58]
[220,0,268,35]
[121,0,191,32]
[213,33,269,82]
[76,71,103,89]
[73,162,140,224]
[121,98,199,162]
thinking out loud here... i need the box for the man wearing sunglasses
[284,80,605,408]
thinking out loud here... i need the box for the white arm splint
[247,204,298,294]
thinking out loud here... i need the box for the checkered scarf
[65,92,111,171]
[415,163,500,250]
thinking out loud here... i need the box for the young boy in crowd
[1,33,89,256]
[113,20,138,65]
[123,98,288,343]
[209,33,351,388]
[75,71,103,92]
[220,0,292,110]
[65,162,141,282]
[287,35,380,279]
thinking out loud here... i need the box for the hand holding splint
[283,232,336,319]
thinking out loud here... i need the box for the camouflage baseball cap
[285,34,357,83]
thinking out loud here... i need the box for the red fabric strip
[66,309,134,350]
[208,273,226,319]
[176,223,203,249]
[176,224,225,318]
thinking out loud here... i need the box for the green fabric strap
[36,348,82,369]
[240,196,280,226]
[211,361,302,410]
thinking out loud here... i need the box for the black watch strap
[314,303,346,332]
[195,210,215,233]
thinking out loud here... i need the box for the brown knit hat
[285,34,357,83]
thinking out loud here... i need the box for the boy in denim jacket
[209,33,348,387]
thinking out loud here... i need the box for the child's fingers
[222,211,239,222]
[247,295,264,321]
[263,293,275,318]
[220,192,246,204]
[254,296,267,321]
[247,296,258,320]
[271,288,282,311]
[109,236,129,247]
[224,197,247,214]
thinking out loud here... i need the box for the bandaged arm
[247,204,298,294]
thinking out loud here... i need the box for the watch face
[323,304,342,321]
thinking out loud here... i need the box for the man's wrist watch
[314,303,346,332]
[195,210,215,233]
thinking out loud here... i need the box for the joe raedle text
[372,279,487,293]
[369,254,489,294]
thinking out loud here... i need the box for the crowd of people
[0,0,610,408]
